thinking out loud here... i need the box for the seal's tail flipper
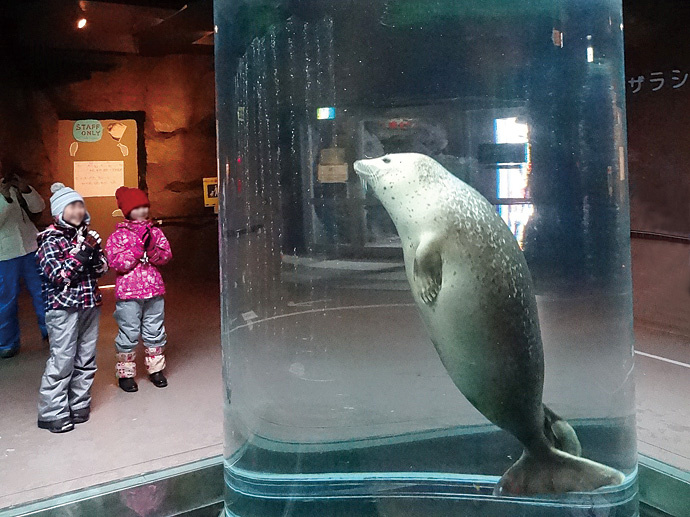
[543,405,582,457]
[494,448,625,496]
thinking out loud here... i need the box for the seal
[354,153,625,495]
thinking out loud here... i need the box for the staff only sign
[73,120,103,142]
[69,120,130,157]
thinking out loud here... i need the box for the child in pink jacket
[106,187,172,392]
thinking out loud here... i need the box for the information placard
[317,164,349,183]
[74,161,125,198]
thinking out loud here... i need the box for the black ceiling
[1,0,688,89]
[68,0,191,10]
[0,0,214,88]
[1,0,213,56]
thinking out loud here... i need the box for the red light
[387,119,414,130]
[237,157,242,164]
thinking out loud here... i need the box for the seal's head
[354,153,434,205]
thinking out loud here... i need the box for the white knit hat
[49,183,86,220]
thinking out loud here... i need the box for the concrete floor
[0,277,224,510]
[631,238,690,470]
[635,326,690,470]
[0,238,689,511]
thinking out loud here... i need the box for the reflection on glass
[495,116,533,246]
[215,0,635,515]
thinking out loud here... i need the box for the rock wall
[0,84,55,196]
[0,54,219,278]
[60,54,217,220]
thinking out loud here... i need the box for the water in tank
[214,0,637,515]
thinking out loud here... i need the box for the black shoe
[38,417,74,433]
[71,407,90,424]
[118,378,138,392]
[149,371,168,388]
[0,346,19,359]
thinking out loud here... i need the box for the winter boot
[119,378,138,392]
[71,407,90,424]
[38,416,74,434]
[0,345,19,359]
[149,371,168,388]
[116,351,138,392]
[145,347,167,388]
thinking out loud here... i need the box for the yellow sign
[203,177,219,208]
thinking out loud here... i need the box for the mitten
[74,230,101,264]
[142,228,153,250]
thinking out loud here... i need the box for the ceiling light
[77,18,87,29]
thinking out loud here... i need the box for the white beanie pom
[51,182,67,194]
[49,183,86,221]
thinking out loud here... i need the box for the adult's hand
[0,179,12,199]
[9,175,31,194]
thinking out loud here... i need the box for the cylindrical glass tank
[215,1,637,516]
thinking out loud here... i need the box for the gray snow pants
[114,297,166,377]
[38,307,100,423]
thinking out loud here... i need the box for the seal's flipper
[494,448,625,496]
[413,236,443,305]
[543,405,582,456]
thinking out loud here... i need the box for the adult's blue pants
[0,252,47,352]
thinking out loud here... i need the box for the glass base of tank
[11,452,690,516]
[224,422,638,517]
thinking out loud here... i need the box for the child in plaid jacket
[36,183,107,433]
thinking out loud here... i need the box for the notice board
[73,161,126,198]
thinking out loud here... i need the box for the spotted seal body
[354,153,624,495]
